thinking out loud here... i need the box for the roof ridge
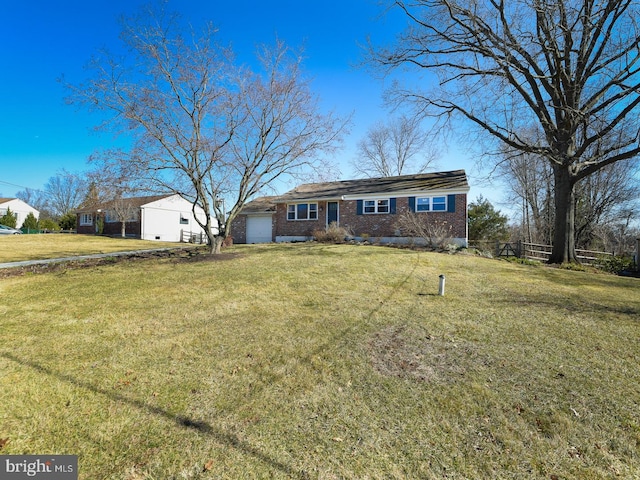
[279,169,468,201]
[294,169,466,187]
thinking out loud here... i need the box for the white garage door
[246,215,273,243]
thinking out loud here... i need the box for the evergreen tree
[58,212,77,231]
[468,196,509,242]
[80,182,101,209]
[0,207,17,228]
[21,212,39,232]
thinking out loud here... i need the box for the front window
[287,203,318,220]
[416,196,447,212]
[80,214,93,226]
[364,199,389,214]
[105,210,139,223]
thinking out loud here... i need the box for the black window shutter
[357,200,363,215]
[390,198,396,214]
[408,197,416,212]
[447,194,456,213]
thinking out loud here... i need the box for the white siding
[140,195,214,242]
[0,199,39,227]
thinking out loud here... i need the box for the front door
[327,201,339,226]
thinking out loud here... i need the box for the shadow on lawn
[0,254,422,477]
[0,351,308,479]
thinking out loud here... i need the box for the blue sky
[0,0,502,206]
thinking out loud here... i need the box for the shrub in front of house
[394,211,453,249]
[313,222,352,243]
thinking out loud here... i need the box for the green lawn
[0,234,183,263]
[0,243,638,479]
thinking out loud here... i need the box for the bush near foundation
[313,222,352,243]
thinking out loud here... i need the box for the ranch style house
[231,170,470,246]
[76,194,210,243]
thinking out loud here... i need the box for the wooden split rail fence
[484,240,614,265]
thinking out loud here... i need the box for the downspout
[465,198,469,248]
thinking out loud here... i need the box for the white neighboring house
[140,194,215,242]
[76,194,215,243]
[0,198,40,227]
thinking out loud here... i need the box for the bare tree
[574,160,639,249]
[109,196,138,238]
[499,141,556,245]
[65,7,345,253]
[222,40,347,236]
[15,188,48,215]
[501,141,639,249]
[44,170,87,218]
[352,115,436,177]
[16,170,86,220]
[86,151,146,238]
[593,209,640,255]
[373,0,640,263]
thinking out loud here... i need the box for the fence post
[636,238,640,272]
[516,240,522,258]
[495,240,500,258]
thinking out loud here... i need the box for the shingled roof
[277,170,469,202]
[236,196,279,215]
[75,194,173,213]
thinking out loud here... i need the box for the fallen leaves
[114,370,137,389]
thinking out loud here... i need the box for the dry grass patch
[0,234,183,263]
[368,323,490,382]
[0,243,638,479]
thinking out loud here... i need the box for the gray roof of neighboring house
[75,194,173,213]
[238,170,469,214]
[277,170,469,202]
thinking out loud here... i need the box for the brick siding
[232,194,467,243]
[75,215,142,237]
[276,194,467,240]
[230,215,247,243]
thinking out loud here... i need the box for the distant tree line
[468,160,638,257]
[15,169,93,231]
[500,153,639,255]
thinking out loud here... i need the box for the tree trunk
[121,221,126,238]
[549,165,578,264]
[208,235,224,254]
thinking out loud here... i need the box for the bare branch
[371,0,640,263]
[65,6,346,253]
[352,115,437,177]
